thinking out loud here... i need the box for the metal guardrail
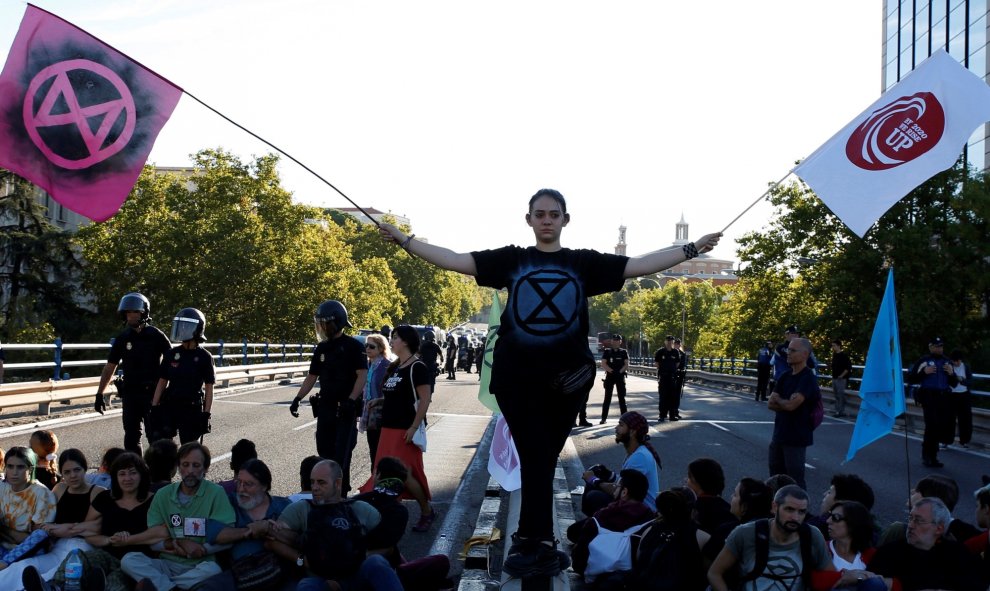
[628,356,990,399]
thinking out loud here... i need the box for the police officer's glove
[200,411,212,434]
[94,395,106,415]
[289,398,300,418]
[589,464,615,483]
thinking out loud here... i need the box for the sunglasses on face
[365,344,377,350]
[828,512,845,523]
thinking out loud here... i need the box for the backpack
[810,395,824,431]
[584,518,654,582]
[303,500,367,580]
[737,518,814,590]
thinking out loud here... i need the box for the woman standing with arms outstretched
[380,188,721,577]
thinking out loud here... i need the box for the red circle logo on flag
[845,92,945,171]
[22,58,136,170]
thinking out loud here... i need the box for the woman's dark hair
[58,448,88,473]
[144,439,179,483]
[5,446,37,482]
[229,439,258,473]
[688,458,725,495]
[831,473,876,510]
[299,455,322,492]
[100,448,126,471]
[110,452,151,501]
[388,325,421,373]
[238,458,273,492]
[736,477,773,522]
[657,488,693,528]
[376,456,410,482]
[831,500,874,554]
[528,188,567,214]
[915,474,960,511]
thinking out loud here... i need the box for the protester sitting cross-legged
[196,458,293,591]
[217,439,257,495]
[0,447,57,571]
[22,452,155,591]
[358,325,437,533]
[143,439,178,494]
[808,473,876,540]
[581,411,662,517]
[85,447,126,490]
[880,473,981,546]
[269,459,402,591]
[0,447,104,590]
[30,430,62,491]
[288,455,322,503]
[567,469,655,579]
[702,477,773,563]
[685,457,736,535]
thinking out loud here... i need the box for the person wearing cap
[581,411,662,515]
[655,335,681,421]
[907,337,957,468]
[599,334,629,424]
[756,340,774,402]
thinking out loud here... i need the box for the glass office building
[883,0,990,169]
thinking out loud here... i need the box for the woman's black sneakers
[502,534,570,578]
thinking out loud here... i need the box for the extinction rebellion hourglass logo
[845,92,945,171]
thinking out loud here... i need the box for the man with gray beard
[196,458,292,591]
[119,442,235,591]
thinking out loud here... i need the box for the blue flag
[845,269,905,462]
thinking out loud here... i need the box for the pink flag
[795,50,990,237]
[0,5,182,221]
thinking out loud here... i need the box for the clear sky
[0,1,882,260]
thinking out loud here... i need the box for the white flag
[795,50,990,237]
[487,413,521,491]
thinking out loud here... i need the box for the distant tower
[615,225,627,256]
[674,214,689,245]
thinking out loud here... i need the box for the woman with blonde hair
[360,333,392,466]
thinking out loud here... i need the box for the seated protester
[197,458,292,591]
[0,447,57,569]
[117,442,235,591]
[810,501,885,591]
[85,447,126,490]
[765,473,797,498]
[869,497,984,591]
[287,455,322,503]
[880,474,981,546]
[268,459,402,591]
[0,449,106,587]
[708,484,833,591]
[22,452,154,591]
[964,482,990,582]
[30,431,61,491]
[581,412,661,516]
[809,473,876,540]
[685,458,736,535]
[353,457,452,590]
[703,477,773,562]
[217,439,257,495]
[143,439,178,494]
[627,487,709,591]
[568,469,655,578]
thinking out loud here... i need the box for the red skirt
[358,426,431,501]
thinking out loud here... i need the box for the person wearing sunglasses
[360,334,391,467]
[812,501,884,590]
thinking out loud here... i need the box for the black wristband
[682,242,699,260]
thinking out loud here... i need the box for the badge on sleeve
[184,517,206,537]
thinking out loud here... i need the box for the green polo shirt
[147,480,235,565]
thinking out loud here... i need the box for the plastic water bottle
[64,548,83,591]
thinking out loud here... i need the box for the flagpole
[720,168,797,234]
[181,91,383,230]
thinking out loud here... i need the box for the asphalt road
[1,369,986,584]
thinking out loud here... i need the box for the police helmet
[117,292,151,324]
[314,300,353,342]
[423,331,435,343]
[170,308,207,343]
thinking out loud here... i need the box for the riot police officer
[94,293,172,453]
[288,300,366,494]
[419,330,444,384]
[150,308,215,444]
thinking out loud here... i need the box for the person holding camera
[580,411,661,517]
[149,308,215,444]
[907,336,958,468]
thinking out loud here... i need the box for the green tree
[0,170,87,340]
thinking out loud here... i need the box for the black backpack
[303,500,367,580]
[736,518,814,590]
